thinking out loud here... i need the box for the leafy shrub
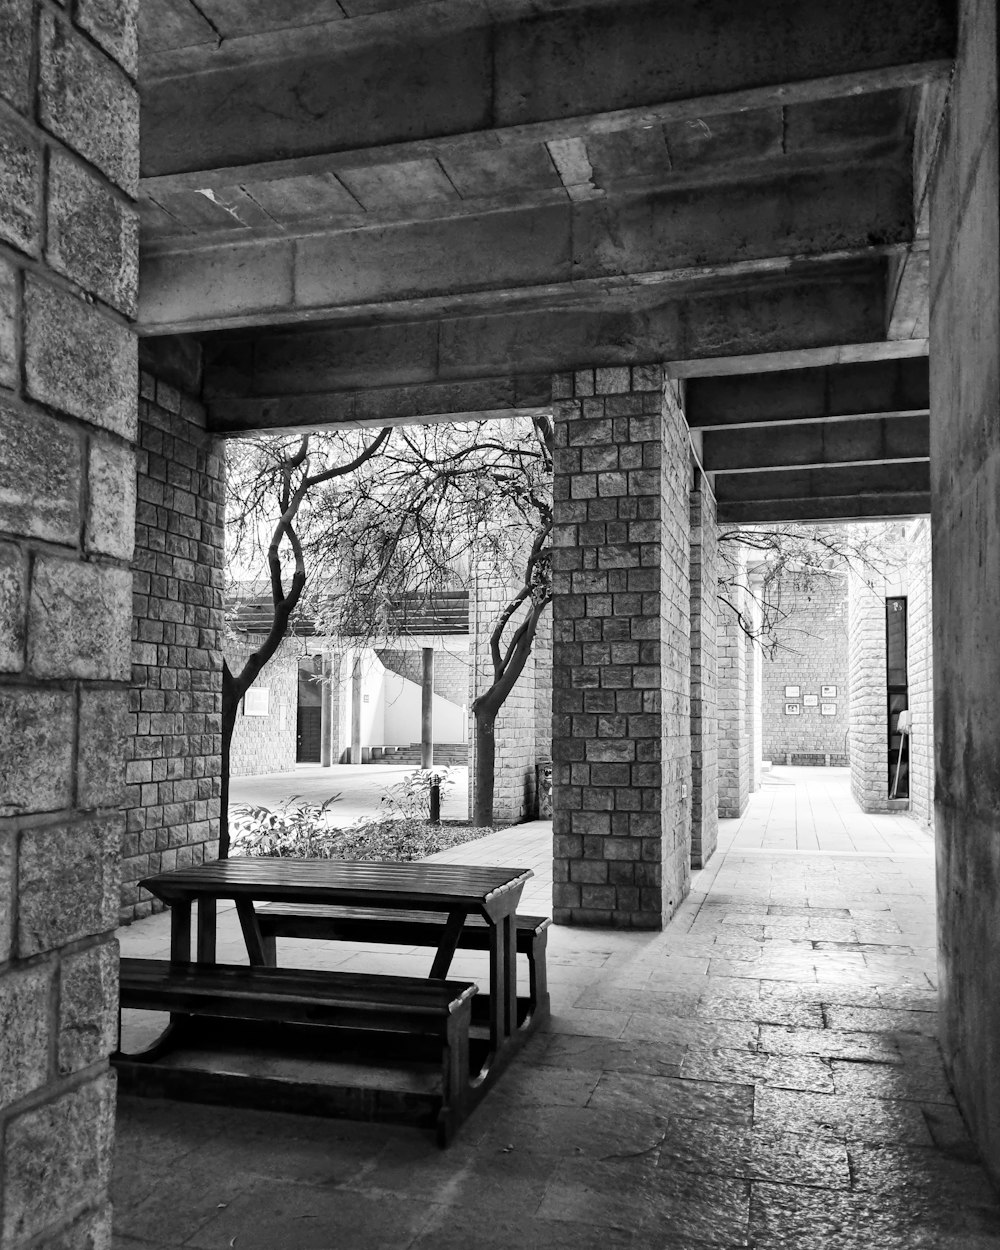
[229,769,493,862]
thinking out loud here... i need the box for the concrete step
[369,744,468,766]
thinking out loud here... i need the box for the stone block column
[690,478,719,867]
[551,366,691,928]
[0,1,138,1243]
[469,560,538,825]
[718,591,751,818]
[847,570,889,811]
[124,342,224,921]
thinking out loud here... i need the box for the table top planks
[140,857,533,911]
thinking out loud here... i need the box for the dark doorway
[296,656,324,762]
[886,597,909,798]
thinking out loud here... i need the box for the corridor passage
[114,771,1000,1249]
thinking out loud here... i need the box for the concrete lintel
[717,492,931,523]
[713,459,930,504]
[200,264,887,406]
[139,66,940,197]
[686,356,929,427]
[140,0,955,178]
[138,167,911,333]
[207,377,554,433]
[668,337,928,379]
[702,413,929,472]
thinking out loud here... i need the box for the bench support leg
[236,899,268,966]
[429,909,466,980]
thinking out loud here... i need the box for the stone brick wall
[848,571,891,811]
[690,482,719,866]
[551,365,691,928]
[718,585,751,818]
[123,353,224,921]
[906,521,933,831]
[469,567,537,824]
[761,575,850,766]
[224,635,298,777]
[0,1,137,1242]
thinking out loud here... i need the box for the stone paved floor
[113,768,1000,1249]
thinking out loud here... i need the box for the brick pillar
[551,365,691,929]
[690,478,719,867]
[718,589,751,818]
[124,343,224,920]
[905,522,933,830]
[848,570,888,810]
[469,560,537,824]
[0,2,137,1243]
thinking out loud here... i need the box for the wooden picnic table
[140,857,533,1067]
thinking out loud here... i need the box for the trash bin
[536,763,553,818]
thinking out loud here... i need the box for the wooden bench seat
[115,956,478,1145]
[253,904,551,1026]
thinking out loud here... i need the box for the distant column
[421,647,434,768]
[351,654,363,763]
[320,653,333,767]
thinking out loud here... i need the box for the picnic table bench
[114,858,543,1144]
[254,903,550,1031]
[116,957,477,1145]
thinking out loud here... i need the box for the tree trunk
[219,662,241,859]
[473,708,497,827]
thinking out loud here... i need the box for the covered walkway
[113,771,1000,1248]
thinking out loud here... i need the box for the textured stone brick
[24,277,137,437]
[0,688,75,816]
[0,965,51,1111]
[0,831,11,963]
[58,941,118,1075]
[78,688,129,808]
[38,11,139,193]
[2,1074,115,1245]
[77,0,139,76]
[0,540,26,671]
[0,0,32,115]
[87,434,136,559]
[47,150,139,315]
[0,403,84,543]
[17,816,121,955]
[0,254,16,389]
[0,111,40,254]
[29,558,131,680]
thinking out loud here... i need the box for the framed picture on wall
[821,685,838,698]
[803,695,819,707]
[821,703,837,716]
[785,703,801,715]
[784,685,801,698]
[243,687,270,716]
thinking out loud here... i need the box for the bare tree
[221,427,391,856]
[226,416,554,834]
[306,416,555,827]
[717,521,907,657]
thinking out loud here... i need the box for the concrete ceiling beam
[712,459,929,504]
[140,0,955,179]
[138,162,912,334]
[685,357,929,428]
[716,492,930,523]
[702,414,929,473]
[206,375,553,435]
[201,262,887,411]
